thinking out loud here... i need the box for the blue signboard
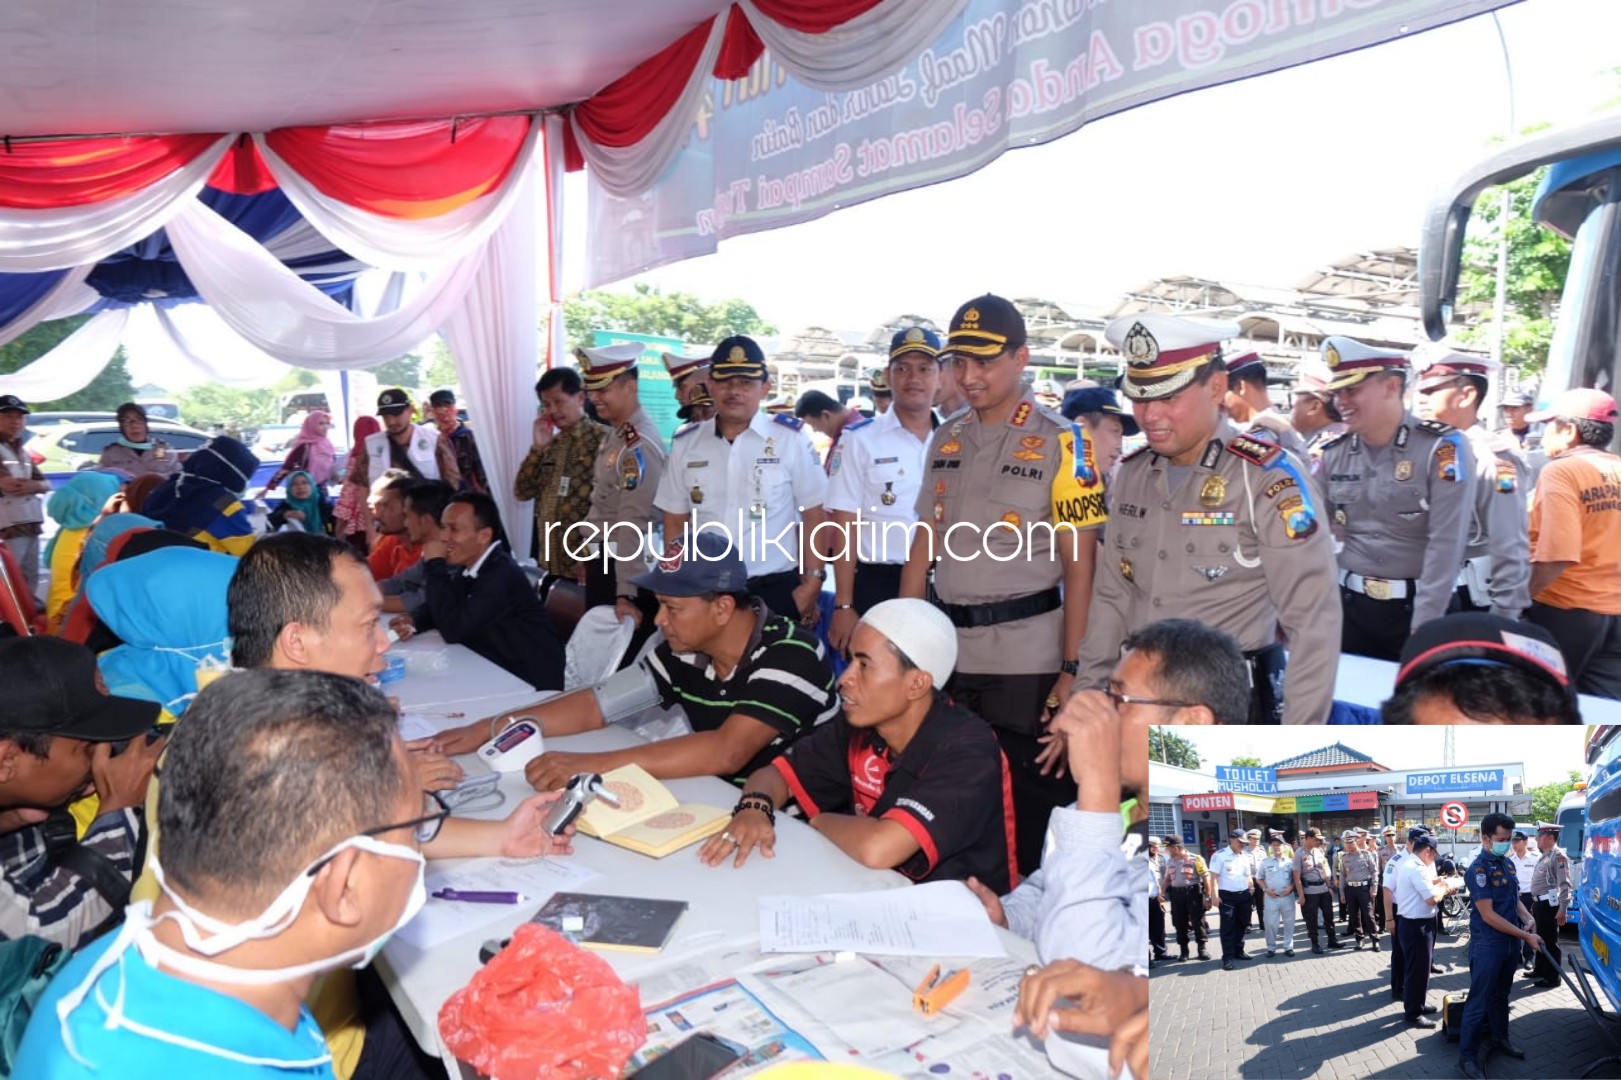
[1216,766,1277,795]
[1404,769,1505,795]
[1322,793,1348,812]
[1182,821,1195,844]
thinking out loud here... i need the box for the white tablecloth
[1335,652,1621,722]
[385,631,538,714]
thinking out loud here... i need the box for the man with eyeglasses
[1077,314,1341,725]
[1317,337,1476,660]
[901,295,1106,874]
[17,669,573,1076]
[1413,347,1530,620]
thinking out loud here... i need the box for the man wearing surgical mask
[17,669,562,1076]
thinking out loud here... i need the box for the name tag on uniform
[874,456,898,464]
[756,457,781,465]
[557,476,570,496]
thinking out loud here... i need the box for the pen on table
[431,889,522,904]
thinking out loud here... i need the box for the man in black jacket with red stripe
[699,597,1016,893]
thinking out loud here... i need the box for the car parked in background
[26,418,213,482]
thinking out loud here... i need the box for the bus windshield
[1540,176,1621,398]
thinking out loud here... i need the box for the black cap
[0,637,159,741]
[1164,835,1183,847]
[1511,830,1527,841]
[708,336,768,382]
[1060,386,1141,436]
[1397,612,1570,693]
[1412,834,1438,852]
[428,389,456,408]
[1407,826,1431,842]
[1227,829,1246,840]
[377,388,413,414]
[946,294,1026,358]
[0,395,29,414]
[630,532,750,597]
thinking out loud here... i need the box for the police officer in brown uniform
[1341,829,1382,950]
[1160,836,1211,962]
[901,294,1106,874]
[1527,820,1573,987]
[1077,314,1342,725]
[1412,347,1531,620]
[1317,336,1476,660]
[578,344,667,638]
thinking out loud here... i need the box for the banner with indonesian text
[586,0,1518,285]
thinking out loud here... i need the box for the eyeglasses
[363,790,451,846]
[1105,688,1200,710]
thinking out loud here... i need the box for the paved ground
[1149,907,1621,1079]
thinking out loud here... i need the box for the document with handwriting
[759,881,1006,958]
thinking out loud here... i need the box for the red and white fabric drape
[566,0,966,196]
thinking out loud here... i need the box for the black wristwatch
[1059,660,1079,676]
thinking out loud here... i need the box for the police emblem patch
[1199,475,1226,507]
[1001,511,1021,527]
[1495,459,1517,493]
[880,483,896,506]
[1475,869,1487,888]
[1395,460,1413,481]
[690,485,704,505]
[1278,494,1316,540]
[1435,441,1459,482]
[1123,322,1159,367]
[939,440,961,455]
[1120,557,1134,582]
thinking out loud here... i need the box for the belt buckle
[1364,576,1392,601]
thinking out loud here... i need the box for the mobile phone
[631,1033,747,1080]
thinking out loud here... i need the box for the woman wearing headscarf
[266,470,333,534]
[96,403,182,477]
[259,409,338,491]
[142,435,260,556]
[333,415,380,554]
[42,470,124,632]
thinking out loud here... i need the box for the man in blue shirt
[1457,812,1544,1079]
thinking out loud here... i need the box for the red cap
[1526,387,1617,425]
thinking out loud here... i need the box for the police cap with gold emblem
[889,325,943,361]
[946,294,1026,359]
[576,342,644,392]
[1413,343,1496,394]
[709,335,768,381]
[1321,336,1408,392]
[1104,314,1239,402]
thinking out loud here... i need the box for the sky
[1163,725,1589,791]
[128,0,1621,388]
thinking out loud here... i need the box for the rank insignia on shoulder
[1225,435,1282,467]
[620,422,640,447]
[1417,419,1456,436]
[673,422,700,439]
[844,415,873,433]
[772,413,804,431]
[1318,430,1352,452]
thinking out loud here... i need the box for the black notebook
[530,891,689,954]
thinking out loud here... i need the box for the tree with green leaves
[425,338,458,389]
[563,283,775,353]
[176,384,280,429]
[373,352,422,391]
[1456,132,1573,379]
[0,316,136,412]
[1151,727,1201,770]
[1530,769,1585,826]
[1230,755,1262,768]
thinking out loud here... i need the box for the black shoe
[1237,951,1252,960]
[1491,1037,1526,1059]
[1458,1061,1486,1080]
[1223,959,1234,970]
[1167,953,1184,963]
[1198,950,1211,961]
[1284,949,1295,957]
[1372,940,1382,953]
[1312,944,1325,954]
[1531,978,1559,988]
[1266,949,1276,957]
[1408,1015,1438,1029]
[1330,941,1353,949]
[1431,964,1445,975]
[1421,1004,1439,1015]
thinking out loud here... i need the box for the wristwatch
[1059,660,1079,676]
[807,568,826,581]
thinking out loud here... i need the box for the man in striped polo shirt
[428,531,837,789]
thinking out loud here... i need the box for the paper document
[393,856,600,951]
[759,881,1006,958]
[396,712,439,741]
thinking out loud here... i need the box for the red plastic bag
[439,923,647,1080]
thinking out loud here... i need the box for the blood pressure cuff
[592,661,663,726]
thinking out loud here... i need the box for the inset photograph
[1148,725,1614,1079]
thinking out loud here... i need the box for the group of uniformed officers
[1148,817,1574,1076]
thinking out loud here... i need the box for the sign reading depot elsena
[585,0,1520,286]
[1404,769,1506,796]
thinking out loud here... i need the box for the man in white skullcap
[699,598,1017,893]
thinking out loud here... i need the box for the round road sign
[1440,802,1469,829]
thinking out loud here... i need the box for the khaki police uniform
[1528,839,1572,983]
[581,406,667,611]
[1455,423,1530,618]
[1320,413,1476,660]
[1078,421,1341,725]
[1162,851,1210,957]
[1341,846,1381,945]
[916,389,1105,873]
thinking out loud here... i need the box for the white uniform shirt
[823,409,932,564]
[655,412,827,577]
[1509,849,1540,892]
[1209,847,1253,892]
[1260,854,1295,894]
[1246,845,1266,879]
[1394,855,1439,918]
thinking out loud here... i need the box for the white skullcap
[859,599,958,689]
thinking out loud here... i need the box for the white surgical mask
[56,834,425,1069]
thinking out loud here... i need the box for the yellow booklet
[576,764,731,858]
